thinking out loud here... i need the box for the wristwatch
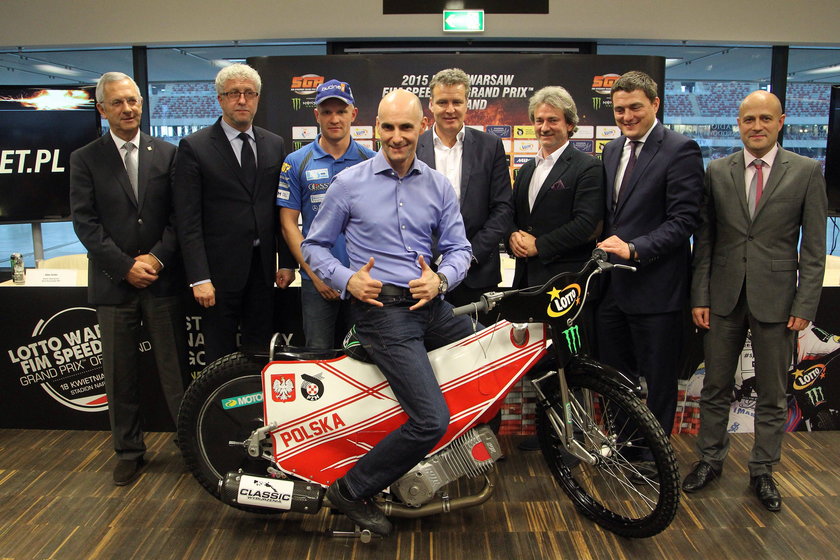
[437,273,449,296]
[627,241,639,262]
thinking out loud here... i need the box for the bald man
[302,89,475,535]
[684,90,827,512]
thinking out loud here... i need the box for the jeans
[342,295,477,499]
[300,277,346,349]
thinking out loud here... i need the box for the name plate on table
[25,268,78,286]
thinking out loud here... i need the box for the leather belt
[378,284,412,299]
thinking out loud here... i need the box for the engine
[390,424,503,507]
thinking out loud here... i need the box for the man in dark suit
[174,63,295,365]
[508,85,604,289]
[508,85,604,452]
[416,67,513,306]
[70,72,187,486]
[684,91,827,511]
[596,71,704,440]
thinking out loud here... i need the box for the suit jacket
[173,118,293,292]
[602,123,704,314]
[691,147,827,323]
[508,144,604,287]
[70,131,182,305]
[417,126,513,288]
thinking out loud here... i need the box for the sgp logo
[290,75,324,95]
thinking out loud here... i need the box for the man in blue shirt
[302,89,475,536]
[278,79,375,348]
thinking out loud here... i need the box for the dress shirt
[743,143,778,199]
[528,142,569,210]
[432,125,465,199]
[220,119,257,166]
[614,120,657,203]
[302,151,472,297]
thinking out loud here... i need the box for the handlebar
[451,300,488,317]
[451,248,636,319]
[451,291,509,317]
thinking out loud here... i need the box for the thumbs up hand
[348,257,384,306]
[408,255,441,310]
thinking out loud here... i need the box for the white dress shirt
[528,142,569,210]
[432,125,465,200]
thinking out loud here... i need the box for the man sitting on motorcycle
[302,89,477,536]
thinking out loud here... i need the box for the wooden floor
[1,430,839,560]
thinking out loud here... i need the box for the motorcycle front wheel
[178,352,275,511]
[536,373,680,538]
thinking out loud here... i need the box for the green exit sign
[442,10,484,33]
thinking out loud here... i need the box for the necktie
[123,142,138,200]
[748,158,764,218]
[238,132,256,190]
[615,140,639,209]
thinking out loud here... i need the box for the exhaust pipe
[220,472,323,514]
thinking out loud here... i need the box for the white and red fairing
[262,320,548,486]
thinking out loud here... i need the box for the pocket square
[549,179,567,191]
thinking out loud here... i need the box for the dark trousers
[203,247,274,364]
[97,290,188,460]
[697,288,793,476]
[596,287,682,434]
[343,296,477,499]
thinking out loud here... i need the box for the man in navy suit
[596,71,704,440]
[70,72,188,486]
[174,64,295,364]
[416,68,513,306]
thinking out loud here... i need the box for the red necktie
[749,159,764,217]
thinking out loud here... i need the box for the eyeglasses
[106,97,140,108]
[221,90,259,100]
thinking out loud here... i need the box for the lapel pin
[147,145,153,151]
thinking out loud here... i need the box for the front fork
[530,369,607,466]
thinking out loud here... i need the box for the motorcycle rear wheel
[537,373,680,538]
[178,352,276,512]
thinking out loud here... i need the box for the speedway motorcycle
[178,249,680,540]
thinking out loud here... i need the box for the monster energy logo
[293,141,305,150]
[592,97,602,110]
[291,98,302,110]
[562,325,581,354]
[807,386,826,406]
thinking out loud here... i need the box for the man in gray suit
[684,90,827,511]
[70,72,188,486]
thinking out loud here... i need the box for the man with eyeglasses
[70,72,188,486]
[174,63,295,365]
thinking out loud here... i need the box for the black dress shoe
[750,473,782,512]
[113,457,145,486]
[517,435,540,451]
[682,461,721,493]
[326,479,393,536]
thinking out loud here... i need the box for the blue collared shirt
[276,135,375,280]
[302,151,472,297]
